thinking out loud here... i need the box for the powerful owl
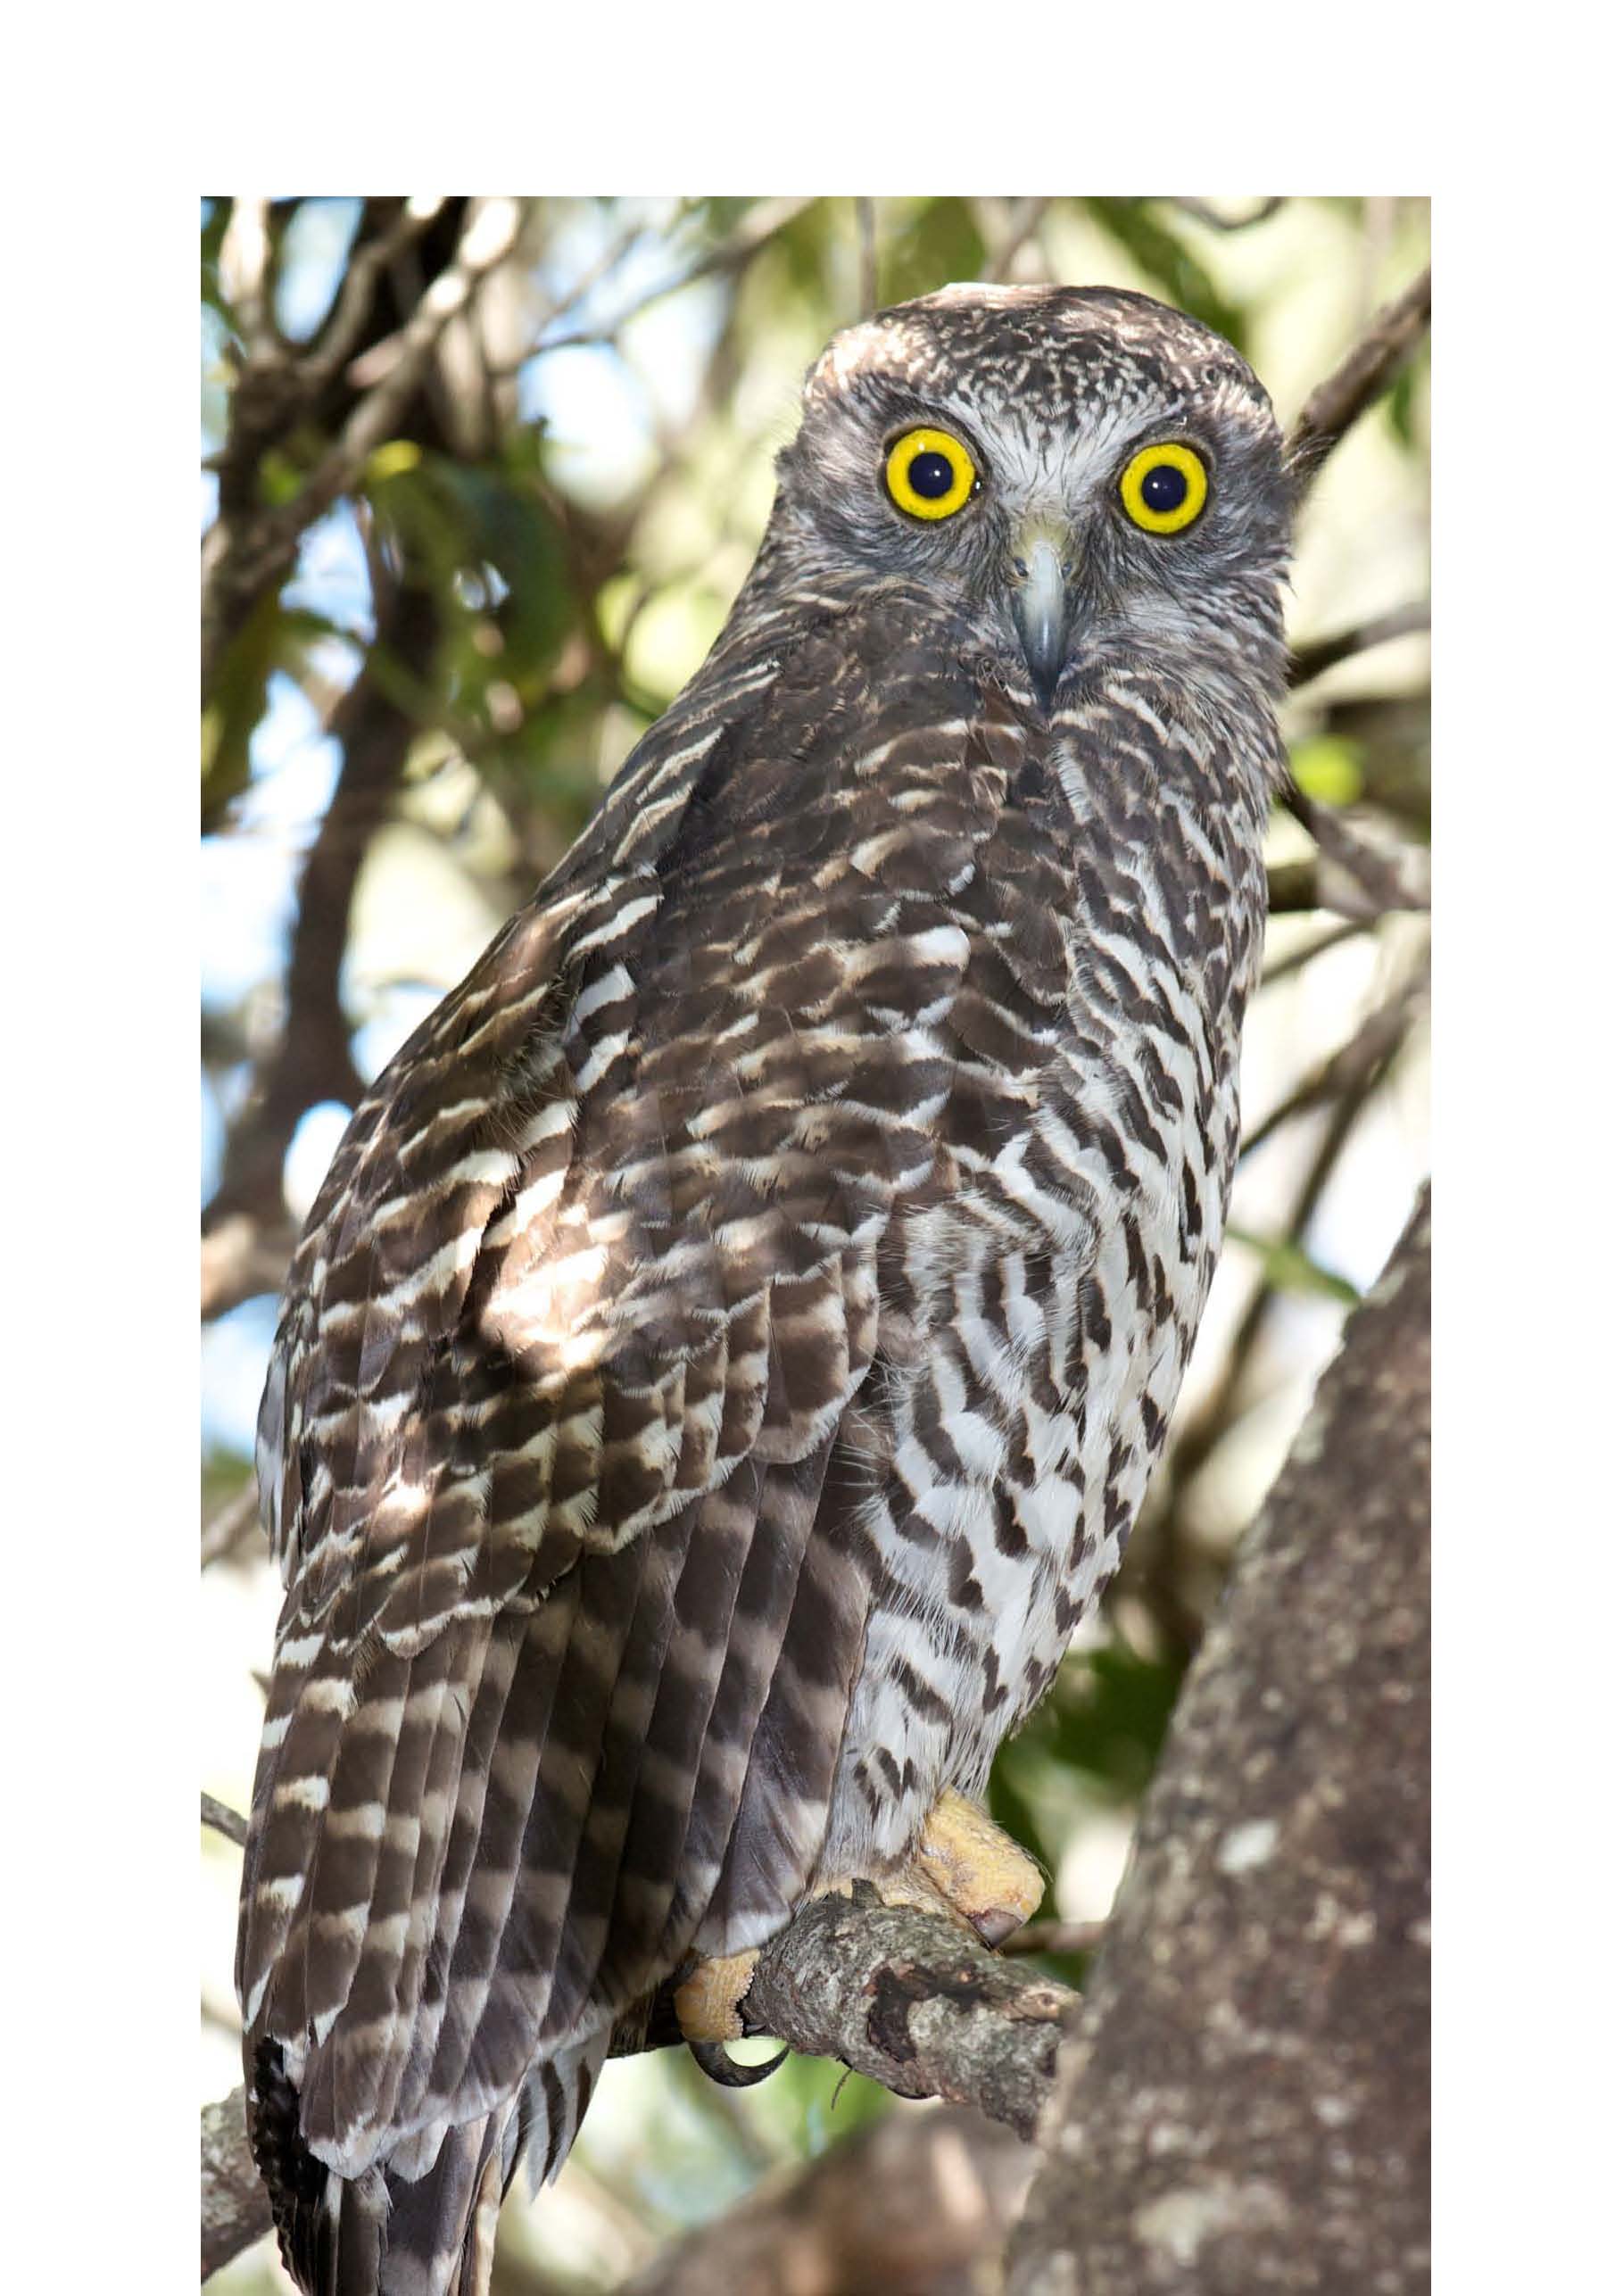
[237,282,1290,2293]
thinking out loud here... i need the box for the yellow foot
[824,1789,1046,1948]
[913,1788,1046,1946]
[673,1946,759,2044]
[673,1792,1043,2047]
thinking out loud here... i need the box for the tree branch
[202,1894,1077,2282]
[202,197,523,693]
[203,566,439,1264]
[1292,777,1430,916]
[741,1891,1077,2140]
[1268,779,1430,923]
[980,197,1052,283]
[535,198,817,354]
[202,1792,249,1849]
[1001,1918,1106,1959]
[854,196,878,318]
[202,2086,271,2281]
[200,1209,297,1322]
[1008,1189,1430,2292]
[202,1474,262,1569]
[1289,599,1430,688]
[1288,264,1431,496]
[1238,955,1427,1162]
[608,1888,1079,2143]
[200,1177,1431,2281]
[306,197,448,392]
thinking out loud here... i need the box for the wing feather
[240,601,1033,2217]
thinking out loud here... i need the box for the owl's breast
[823,710,1265,1874]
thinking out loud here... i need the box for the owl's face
[774,283,1290,710]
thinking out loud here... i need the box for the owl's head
[771,283,1290,711]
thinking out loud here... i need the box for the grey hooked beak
[1010,523,1071,713]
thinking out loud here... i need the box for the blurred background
[201,195,1429,2293]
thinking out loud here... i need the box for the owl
[237,281,1291,2295]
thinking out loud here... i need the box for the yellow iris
[1119,441,1209,535]
[883,427,978,521]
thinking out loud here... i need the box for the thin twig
[1258,916,1369,989]
[1002,1919,1107,1958]
[1288,265,1431,496]
[203,1792,249,1849]
[308,196,447,389]
[855,196,878,318]
[201,1210,296,1322]
[202,197,524,694]
[294,203,525,536]
[1239,960,1427,1163]
[981,197,1052,283]
[1280,776,1430,920]
[536,197,817,354]
[484,208,658,382]
[1290,601,1430,688]
[218,197,279,360]
[202,564,437,1258]
[202,1476,262,1570]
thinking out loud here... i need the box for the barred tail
[249,2027,611,2296]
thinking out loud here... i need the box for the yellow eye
[883,427,978,521]
[1119,441,1209,535]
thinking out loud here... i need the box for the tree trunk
[1007,1189,1430,2294]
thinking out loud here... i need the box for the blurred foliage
[201,195,1430,2295]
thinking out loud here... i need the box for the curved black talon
[686,2036,790,2088]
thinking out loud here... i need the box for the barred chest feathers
[818,659,1271,1884]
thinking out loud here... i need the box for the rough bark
[741,1890,1076,2142]
[202,1194,1429,2286]
[202,569,440,1279]
[202,2085,271,2281]
[203,1903,1079,2283]
[1006,1189,1430,2295]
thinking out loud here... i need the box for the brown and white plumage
[237,282,1291,2293]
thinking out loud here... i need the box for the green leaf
[1226,1224,1362,1305]
[881,198,986,308]
[1040,1643,1187,1800]
[770,2052,894,2157]
[1290,734,1365,808]
[1386,342,1428,449]
[203,596,343,829]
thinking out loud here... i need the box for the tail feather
[510,2023,613,2196]
[248,2026,611,2296]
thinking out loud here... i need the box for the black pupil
[907,449,955,500]
[1140,461,1189,514]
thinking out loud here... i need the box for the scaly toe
[673,1947,760,2044]
[914,1788,1046,1946]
